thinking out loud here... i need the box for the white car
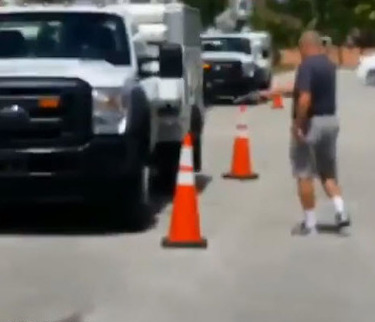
[356,53,375,85]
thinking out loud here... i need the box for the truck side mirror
[159,43,183,78]
[262,49,270,59]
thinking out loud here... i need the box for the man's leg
[290,138,318,234]
[297,176,316,228]
[316,118,350,227]
[322,178,345,216]
[322,178,350,229]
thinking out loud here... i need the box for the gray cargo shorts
[290,115,339,179]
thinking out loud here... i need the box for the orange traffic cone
[222,105,259,180]
[161,133,207,248]
[272,93,284,109]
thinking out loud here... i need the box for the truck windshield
[0,12,131,65]
[201,37,251,55]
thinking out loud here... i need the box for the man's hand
[258,82,294,99]
[258,89,276,100]
[291,119,307,142]
[291,124,304,142]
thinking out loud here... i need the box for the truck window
[0,12,131,65]
[201,37,251,55]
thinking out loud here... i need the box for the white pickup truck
[0,0,205,226]
[201,30,272,104]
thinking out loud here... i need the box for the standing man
[261,30,351,235]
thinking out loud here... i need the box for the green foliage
[354,1,375,27]
[249,0,375,47]
[249,0,312,48]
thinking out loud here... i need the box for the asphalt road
[1,69,375,322]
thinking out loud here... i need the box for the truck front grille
[204,60,243,78]
[0,77,92,148]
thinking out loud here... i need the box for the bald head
[298,30,323,58]
[300,30,322,46]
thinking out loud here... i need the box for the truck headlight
[92,88,127,135]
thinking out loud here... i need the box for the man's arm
[294,63,312,128]
[295,91,311,127]
[258,81,294,99]
[274,82,294,97]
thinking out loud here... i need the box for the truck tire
[113,168,150,231]
[192,133,202,172]
[93,84,151,230]
[153,142,181,193]
[120,126,151,230]
[86,146,151,231]
[191,106,203,172]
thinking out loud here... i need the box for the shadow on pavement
[0,173,212,236]
[56,313,84,322]
[206,101,264,110]
[205,95,267,108]
[316,223,341,235]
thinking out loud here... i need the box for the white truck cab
[0,0,204,224]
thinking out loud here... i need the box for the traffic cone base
[222,173,259,180]
[161,237,208,248]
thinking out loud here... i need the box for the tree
[352,1,375,47]
[250,0,308,48]
[250,0,360,48]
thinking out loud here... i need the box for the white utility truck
[0,0,205,225]
[201,29,272,104]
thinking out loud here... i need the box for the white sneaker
[291,222,318,236]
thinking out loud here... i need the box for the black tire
[192,133,202,172]
[105,170,150,231]
[120,133,151,230]
[115,170,150,231]
[153,142,181,193]
[190,106,203,172]
[86,135,151,231]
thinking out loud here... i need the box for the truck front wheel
[113,168,151,231]
[90,167,151,231]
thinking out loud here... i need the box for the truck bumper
[0,136,139,203]
[204,76,258,98]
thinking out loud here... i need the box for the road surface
[0,69,374,322]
